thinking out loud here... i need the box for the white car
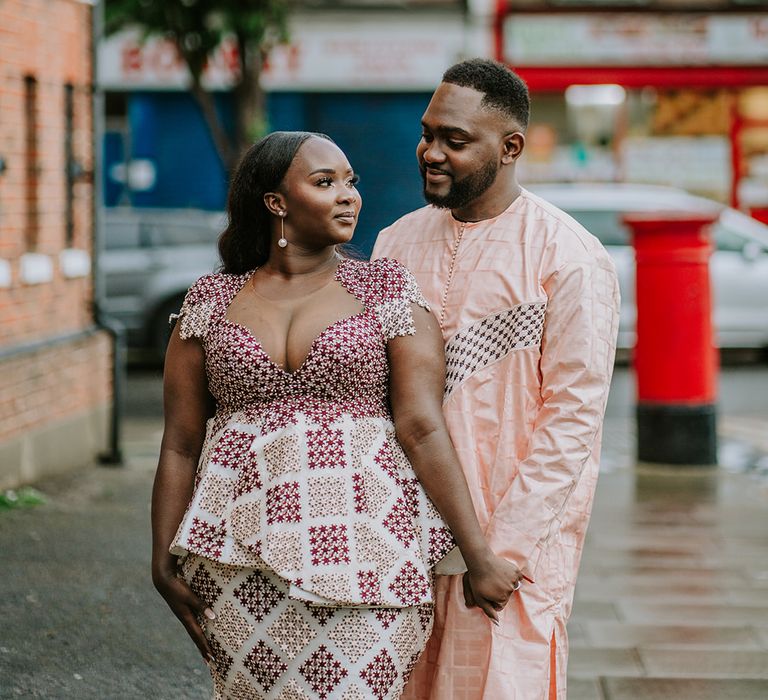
[528,183,768,351]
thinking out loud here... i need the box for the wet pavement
[1,365,767,699]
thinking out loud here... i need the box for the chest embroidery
[443,302,547,399]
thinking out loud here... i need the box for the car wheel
[152,295,186,362]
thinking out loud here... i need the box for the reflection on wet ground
[570,367,768,699]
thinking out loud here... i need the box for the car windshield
[560,210,631,247]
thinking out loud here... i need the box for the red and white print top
[170,258,456,608]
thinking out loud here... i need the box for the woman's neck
[260,246,341,279]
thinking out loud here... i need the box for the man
[373,59,620,699]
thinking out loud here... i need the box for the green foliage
[105,0,290,165]
[105,0,288,80]
[0,488,47,511]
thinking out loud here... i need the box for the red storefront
[495,2,768,218]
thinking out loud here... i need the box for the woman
[152,131,522,699]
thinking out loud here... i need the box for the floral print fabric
[170,258,456,607]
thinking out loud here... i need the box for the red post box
[623,212,720,465]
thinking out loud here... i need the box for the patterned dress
[169,257,456,700]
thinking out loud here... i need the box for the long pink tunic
[373,188,620,699]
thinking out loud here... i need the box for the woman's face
[278,137,362,248]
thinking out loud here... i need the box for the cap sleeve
[169,274,220,341]
[371,258,431,340]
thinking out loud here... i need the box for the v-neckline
[223,259,367,378]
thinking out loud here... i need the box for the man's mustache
[420,164,452,178]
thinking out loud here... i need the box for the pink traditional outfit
[373,188,620,699]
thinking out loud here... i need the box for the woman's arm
[388,306,522,622]
[151,325,216,662]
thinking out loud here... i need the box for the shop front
[496,3,768,216]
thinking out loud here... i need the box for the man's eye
[420,132,433,142]
[447,140,466,149]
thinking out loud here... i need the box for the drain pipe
[91,0,124,465]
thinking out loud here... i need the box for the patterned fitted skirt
[183,554,434,699]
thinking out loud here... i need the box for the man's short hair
[442,58,530,130]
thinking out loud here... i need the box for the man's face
[417,83,508,211]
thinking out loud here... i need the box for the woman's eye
[316,177,333,187]
[348,174,360,187]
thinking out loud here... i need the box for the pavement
[1,364,768,699]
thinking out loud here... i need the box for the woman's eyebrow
[308,167,354,176]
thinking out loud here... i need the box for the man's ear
[502,132,525,164]
[263,192,286,216]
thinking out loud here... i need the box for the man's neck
[451,181,523,223]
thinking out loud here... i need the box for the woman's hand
[153,566,215,664]
[462,553,524,624]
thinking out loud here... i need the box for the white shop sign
[99,16,466,91]
[504,13,768,66]
[261,18,466,91]
[98,29,240,90]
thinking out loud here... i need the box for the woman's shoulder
[184,270,250,305]
[340,257,426,312]
[341,256,414,289]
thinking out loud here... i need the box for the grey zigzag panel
[444,302,547,399]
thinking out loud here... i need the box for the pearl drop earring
[277,211,288,248]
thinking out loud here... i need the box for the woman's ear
[502,132,525,164]
[263,192,286,217]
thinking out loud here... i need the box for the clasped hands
[462,554,526,625]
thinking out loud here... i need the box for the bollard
[623,212,720,466]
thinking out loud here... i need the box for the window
[64,83,75,247]
[563,210,631,247]
[24,75,38,250]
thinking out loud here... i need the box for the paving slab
[569,601,621,623]
[566,621,590,648]
[616,602,768,626]
[584,622,762,649]
[638,649,768,678]
[568,649,644,678]
[600,677,768,700]
[565,677,605,700]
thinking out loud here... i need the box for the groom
[373,58,620,699]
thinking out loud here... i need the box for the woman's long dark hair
[218,131,333,274]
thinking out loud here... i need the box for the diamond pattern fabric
[186,555,432,700]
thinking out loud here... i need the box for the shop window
[24,75,39,250]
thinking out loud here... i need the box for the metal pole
[90,0,125,465]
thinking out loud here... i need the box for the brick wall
[0,0,113,485]
[0,333,112,444]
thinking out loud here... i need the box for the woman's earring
[278,211,288,248]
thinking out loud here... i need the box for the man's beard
[421,159,499,210]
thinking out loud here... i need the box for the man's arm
[485,256,620,580]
